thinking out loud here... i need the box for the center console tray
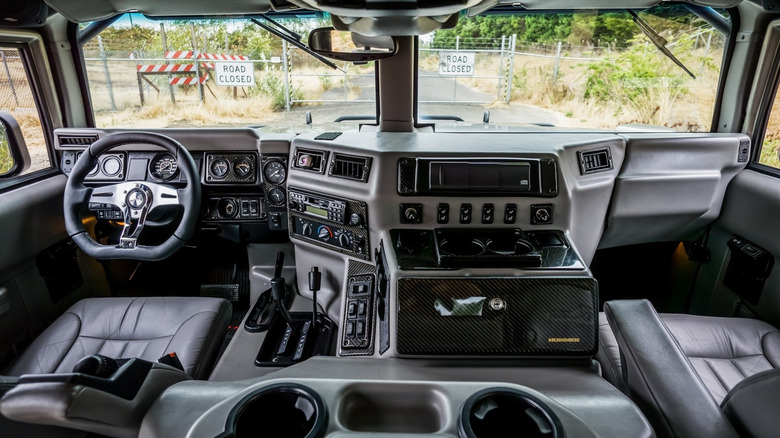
[435,229,542,268]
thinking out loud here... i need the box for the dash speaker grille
[397,277,597,356]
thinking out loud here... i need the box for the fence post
[553,41,562,85]
[161,23,175,103]
[0,51,19,106]
[699,31,712,76]
[456,35,460,51]
[283,40,291,112]
[497,36,505,101]
[98,36,117,111]
[343,62,348,102]
[191,23,204,102]
[506,34,516,103]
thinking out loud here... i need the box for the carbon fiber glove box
[397,277,597,356]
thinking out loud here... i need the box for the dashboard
[49,127,749,437]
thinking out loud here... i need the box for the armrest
[0,362,189,438]
[603,300,738,438]
[721,368,780,438]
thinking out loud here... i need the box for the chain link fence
[0,47,48,174]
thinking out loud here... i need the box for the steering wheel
[63,132,201,261]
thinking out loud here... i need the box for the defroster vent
[329,153,371,182]
[57,134,99,147]
[578,147,613,175]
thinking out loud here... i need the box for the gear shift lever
[271,251,293,326]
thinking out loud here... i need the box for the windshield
[83,6,728,132]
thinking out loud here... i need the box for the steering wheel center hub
[126,188,148,209]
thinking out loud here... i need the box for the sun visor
[44,0,271,22]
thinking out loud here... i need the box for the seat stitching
[162,309,219,358]
[76,334,175,341]
[52,312,83,373]
[702,358,730,394]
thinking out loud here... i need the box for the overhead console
[398,157,558,197]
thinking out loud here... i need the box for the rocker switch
[504,204,517,224]
[460,203,472,224]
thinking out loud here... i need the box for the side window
[759,88,780,168]
[0,46,50,176]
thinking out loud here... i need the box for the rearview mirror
[308,28,396,62]
[0,112,30,178]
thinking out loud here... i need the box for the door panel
[0,175,78,368]
[698,170,780,327]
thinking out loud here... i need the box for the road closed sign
[215,61,255,86]
[439,52,475,76]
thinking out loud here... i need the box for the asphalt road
[279,70,562,128]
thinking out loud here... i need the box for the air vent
[57,134,99,146]
[329,153,371,182]
[578,148,613,175]
[292,148,327,173]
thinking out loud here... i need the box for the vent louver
[57,134,99,146]
[329,153,371,182]
[578,148,613,174]
[292,148,327,173]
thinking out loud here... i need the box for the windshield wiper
[627,10,696,79]
[250,16,343,72]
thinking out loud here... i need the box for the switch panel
[504,203,517,224]
[437,203,450,224]
[460,203,473,224]
[341,275,375,355]
[481,203,495,224]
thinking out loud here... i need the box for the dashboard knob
[404,207,419,222]
[349,213,362,226]
[289,200,299,211]
[302,223,313,236]
[318,226,331,240]
[339,233,351,248]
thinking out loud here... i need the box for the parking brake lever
[271,251,293,326]
[309,267,321,329]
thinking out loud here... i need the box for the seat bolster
[604,300,739,438]
[721,368,780,438]
[763,331,780,368]
[596,312,624,392]
[5,314,82,376]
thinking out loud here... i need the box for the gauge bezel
[263,160,287,184]
[267,186,286,206]
[101,156,122,177]
[149,152,179,181]
[210,157,230,179]
[233,157,254,179]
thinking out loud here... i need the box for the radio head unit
[289,190,347,224]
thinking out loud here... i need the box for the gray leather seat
[3,297,232,379]
[598,299,780,438]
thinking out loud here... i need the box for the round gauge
[233,157,253,178]
[102,156,122,176]
[268,187,286,206]
[150,153,178,181]
[210,158,229,178]
[264,161,286,184]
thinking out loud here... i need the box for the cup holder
[225,383,327,438]
[459,388,563,438]
[439,238,486,256]
[485,238,534,255]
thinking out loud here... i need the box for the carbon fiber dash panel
[397,277,597,356]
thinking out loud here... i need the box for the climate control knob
[302,223,313,236]
[318,226,332,240]
[338,233,351,248]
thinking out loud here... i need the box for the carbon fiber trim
[347,260,375,277]
[397,157,418,195]
[397,277,597,356]
[339,274,376,356]
[540,158,558,197]
[205,153,258,184]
